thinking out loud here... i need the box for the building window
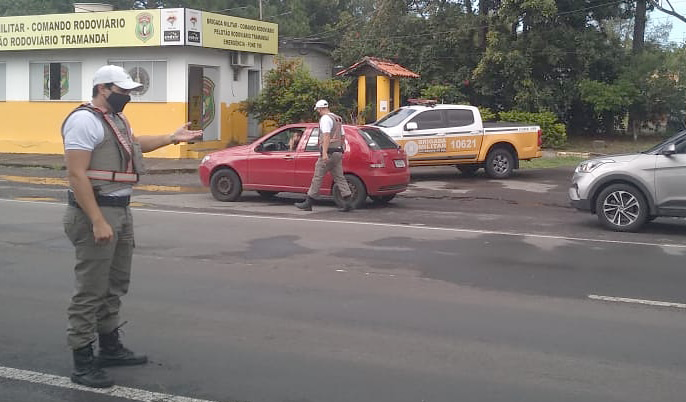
[0,63,5,101]
[30,62,82,101]
[110,60,167,102]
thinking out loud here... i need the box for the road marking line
[2,198,685,250]
[0,366,219,402]
[588,295,686,309]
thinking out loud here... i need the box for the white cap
[314,99,329,110]
[92,65,142,90]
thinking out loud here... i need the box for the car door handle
[283,155,295,160]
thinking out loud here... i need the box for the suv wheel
[485,148,514,179]
[595,184,648,232]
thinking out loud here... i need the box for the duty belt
[326,147,344,155]
[67,191,130,208]
[85,169,139,183]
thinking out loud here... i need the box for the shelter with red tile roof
[336,57,419,123]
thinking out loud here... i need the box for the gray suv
[570,131,686,232]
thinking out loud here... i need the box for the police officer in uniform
[295,99,353,212]
[62,65,202,388]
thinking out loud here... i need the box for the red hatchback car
[198,123,410,208]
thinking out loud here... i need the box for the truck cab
[371,101,542,178]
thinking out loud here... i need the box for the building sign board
[0,8,278,54]
[0,10,161,51]
[201,11,278,54]
[161,8,184,45]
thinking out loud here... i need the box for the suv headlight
[575,159,615,173]
[201,155,211,164]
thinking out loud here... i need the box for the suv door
[443,108,482,161]
[401,110,448,160]
[655,135,686,215]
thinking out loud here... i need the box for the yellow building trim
[376,76,390,121]
[0,101,251,158]
[357,75,366,124]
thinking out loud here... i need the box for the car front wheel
[595,184,648,232]
[210,168,242,202]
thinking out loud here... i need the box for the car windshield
[643,130,686,154]
[373,108,416,128]
[357,127,400,150]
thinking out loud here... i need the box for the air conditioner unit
[230,51,254,67]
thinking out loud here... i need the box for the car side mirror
[406,122,418,131]
[255,144,264,152]
[662,143,677,156]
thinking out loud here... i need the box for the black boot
[97,325,148,367]
[71,343,114,388]
[338,195,353,212]
[294,196,314,211]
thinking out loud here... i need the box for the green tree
[241,57,348,126]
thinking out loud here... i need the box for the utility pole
[259,0,263,20]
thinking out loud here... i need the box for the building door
[247,70,260,141]
[188,66,220,142]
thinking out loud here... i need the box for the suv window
[446,109,475,127]
[409,110,445,130]
[358,127,399,150]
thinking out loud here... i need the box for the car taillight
[370,151,386,168]
[537,129,543,147]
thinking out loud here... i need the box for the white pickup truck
[371,103,542,178]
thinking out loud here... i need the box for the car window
[305,128,320,152]
[374,108,416,128]
[676,137,686,154]
[445,109,475,127]
[358,127,399,150]
[260,129,300,152]
[644,131,686,154]
[409,110,445,130]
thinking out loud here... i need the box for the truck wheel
[210,168,242,202]
[333,174,367,209]
[456,164,479,176]
[595,184,648,232]
[485,148,514,179]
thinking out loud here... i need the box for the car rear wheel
[595,184,648,232]
[333,174,367,209]
[370,194,396,204]
[257,190,279,199]
[210,168,242,202]
[485,148,514,179]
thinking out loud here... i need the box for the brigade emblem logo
[43,64,69,98]
[135,12,154,42]
[202,77,216,129]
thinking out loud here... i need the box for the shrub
[499,110,567,148]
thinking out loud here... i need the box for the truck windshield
[374,108,416,128]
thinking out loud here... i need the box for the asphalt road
[0,165,685,402]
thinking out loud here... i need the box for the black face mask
[106,92,131,113]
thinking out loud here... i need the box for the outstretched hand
[173,122,203,143]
